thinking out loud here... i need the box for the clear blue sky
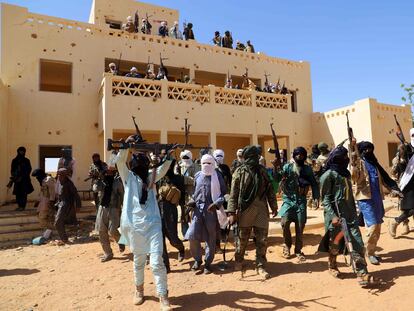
[4,0,413,112]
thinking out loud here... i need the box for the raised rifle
[394,114,407,145]
[334,200,356,273]
[268,123,281,167]
[159,53,169,78]
[346,112,359,156]
[134,10,139,33]
[264,72,271,92]
[132,116,145,142]
[182,118,213,150]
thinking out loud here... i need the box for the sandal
[358,274,380,288]
[282,245,290,259]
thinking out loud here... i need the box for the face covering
[213,149,225,165]
[201,154,215,176]
[293,147,307,167]
[180,150,193,167]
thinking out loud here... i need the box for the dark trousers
[16,193,28,209]
[160,201,185,268]
[396,209,414,224]
[54,203,77,242]
[235,226,268,267]
[281,214,305,254]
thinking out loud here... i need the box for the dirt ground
[1,208,413,311]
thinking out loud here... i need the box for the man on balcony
[125,67,142,79]
[158,21,168,37]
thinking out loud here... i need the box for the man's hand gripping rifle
[268,123,281,169]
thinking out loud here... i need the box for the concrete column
[160,129,168,144]
[252,133,258,145]
[161,79,168,100]
[210,132,217,149]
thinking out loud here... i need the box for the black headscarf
[324,146,350,177]
[31,168,47,186]
[238,145,263,211]
[129,152,150,204]
[293,147,307,167]
[357,141,399,191]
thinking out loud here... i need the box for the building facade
[0,0,412,203]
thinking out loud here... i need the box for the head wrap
[318,142,329,154]
[236,148,243,159]
[410,128,414,148]
[311,144,320,156]
[293,147,307,167]
[127,16,133,22]
[213,149,225,165]
[324,146,350,177]
[17,146,26,153]
[259,156,266,167]
[180,150,193,168]
[201,154,215,176]
[129,152,150,204]
[32,168,47,185]
[357,141,376,164]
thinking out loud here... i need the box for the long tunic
[184,171,226,242]
[114,150,172,255]
[277,163,319,224]
[10,155,34,196]
[318,170,364,254]
[357,161,384,226]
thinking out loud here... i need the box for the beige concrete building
[0,0,412,204]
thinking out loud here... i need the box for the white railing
[105,74,290,110]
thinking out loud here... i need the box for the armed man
[183,22,195,40]
[245,40,255,53]
[318,146,379,287]
[212,31,221,46]
[125,67,142,79]
[88,153,108,209]
[108,63,118,75]
[227,145,277,279]
[222,31,233,49]
[277,147,319,262]
[169,21,183,39]
[158,21,168,37]
[389,127,414,238]
[122,16,135,33]
[351,141,401,265]
[235,40,246,51]
[141,17,152,34]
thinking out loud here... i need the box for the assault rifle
[182,118,213,151]
[394,114,407,145]
[132,115,145,142]
[334,201,356,273]
[264,72,271,92]
[159,53,169,79]
[134,10,139,33]
[346,112,359,160]
[268,123,281,168]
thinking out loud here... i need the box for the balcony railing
[105,74,290,110]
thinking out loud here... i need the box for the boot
[388,219,398,238]
[256,266,270,279]
[401,220,410,235]
[133,285,144,305]
[159,294,172,311]
[328,253,340,278]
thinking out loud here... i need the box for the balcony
[102,73,290,109]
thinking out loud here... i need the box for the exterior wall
[89,0,179,29]
[0,79,9,204]
[0,1,312,202]
[312,98,412,170]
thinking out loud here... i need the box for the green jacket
[277,162,319,222]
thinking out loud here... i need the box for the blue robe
[358,161,384,227]
[114,150,172,255]
[185,171,226,242]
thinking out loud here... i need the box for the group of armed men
[120,13,256,52]
[7,124,414,310]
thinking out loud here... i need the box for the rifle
[159,53,169,78]
[181,118,213,150]
[134,10,139,33]
[132,116,145,142]
[264,72,271,92]
[268,123,281,167]
[346,112,358,157]
[107,139,182,155]
[394,114,407,145]
[334,200,356,273]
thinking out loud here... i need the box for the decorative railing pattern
[112,78,161,98]
[105,75,290,110]
[215,88,252,107]
[168,84,210,103]
[256,93,289,110]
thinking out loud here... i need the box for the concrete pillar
[252,133,258,145]
[160,129,168,144]
[210,132,217,149]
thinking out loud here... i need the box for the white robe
[113,150,172,254]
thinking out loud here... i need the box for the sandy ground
[1,208,413,311]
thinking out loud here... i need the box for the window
[40,59,72,93]
[290,90,297,112]
[106,19,122,30]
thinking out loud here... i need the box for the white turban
[201,154,215,176]
[213,149,225,165]
[236,149,243,157]
[127,16,133,22]
[180,150,193,168]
